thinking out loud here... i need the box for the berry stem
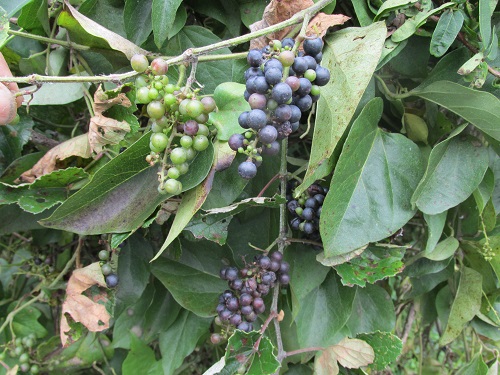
[284,346,325,357]
[183,58,199,94]
[257,173,280,198]
[0,0,334,84]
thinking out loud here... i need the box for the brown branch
[257,173,281,198]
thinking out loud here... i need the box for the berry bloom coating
[238,161,258,179]
[106,274,119,288]
[130,54,149,73]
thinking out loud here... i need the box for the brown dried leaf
[60,262,110,347]
[88,86,131,153]
[250,0,313,50]
[331,337,375,368]
[249,0,349,49]
[314,348,339,375]
[19,134,92,183]
[306,13,350,38]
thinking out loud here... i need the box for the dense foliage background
[0,0,499,374]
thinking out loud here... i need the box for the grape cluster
[130,54,216,195]
[228,37,330,179]
[213,252,290,337]
[98,249,118,288]
[1,334,39,374]
[287,181,327,238]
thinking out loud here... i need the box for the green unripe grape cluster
[7,333,39,374]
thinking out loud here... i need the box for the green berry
[167,167,181,179]
[186,100,205,118]
[180,135,193,149]
[147,101,166,119]
[179,99,190,115]
[150,132,169,151]
[148,87,159,100]
[164,84,175,94]
[135,75,149,88]
[154,81,163,91]
[136,87,151,104]
[20,363,30,373]
[177,162,189,175]
[30,365,40,374]
[101,263,112,276]
[164,179,182,195]
[164,93,176,106]
[19,353,29,363]
[130,54,149,73]
[170,147,188,164]
[185,147,196,161]
[14,346,23,356]
[161,76,169,85]
[98,250,110,261]
[304,69,317,82]
[193,135,209,151]
[197,124,210,136]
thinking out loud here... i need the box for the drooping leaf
[456,352,488,375]
[423,236,459,261]
[320,98,425,257]
[60,262,110,346]
[346,283,396,335]
[159,310,212,375]
[184,212,232,245]
[412,81,500,142]
[473,168,495,213]
[222,330,280,375]
[59,1,147,59]
[296,271,356,348]
[356,331,403,371]
[335,245,405,287]
[296,22,386,195]
[151,256,227,317]
[152,0,183,48]
[40,133,214,234]
[429,10,464,57]
[411,126,489,215]
[440,267,482,345]
[423,211,447,253]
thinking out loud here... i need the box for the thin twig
[285,347,325,357]
[8,29,91,51]
[257,173,280,198]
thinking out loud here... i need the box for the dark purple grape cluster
[215,252,290,334]
[287,181,327,239]
[228,37,331,179]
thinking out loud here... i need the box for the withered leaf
[249,0,349,49]
[60,262,111,347]
[88,86,132,153]
[19,134,92,183]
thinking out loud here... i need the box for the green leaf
[223,330,280,375]
[429,10,464,57]
[356,331,403,371]
[40,133,214,234]
[456,352,488,375]
[391,3,454,43]
[114,235,153,317]
[151,256,227,317]
[184,212,232,245]
[413,81,500,142]
[411,128,489,215]
[423,211,447,253]
[152,0,182,48]
[58,2,147,59]
[440,267,482,345]
[296,271,356,348]
[187,0,241,37]
[458,52,485,76]
[239,0,266,28]
[335,246,405,287]
[373,0,418,21]
[473,168,495,213]
[0,0,33,17]
[320,98,425,257]
[479,0,496,48]
[0,6,8,47]
[351,0,374,26]
[122,334,162,375]
[159,310,212,375]
[51,333,113,370]
[0,114,34,174]
[168,5,187,39]
[18,0,50,35]
[423,236,459,261]
[11,305,48,338]
[346,284,396,335]
[210,82,250,141]
[296,22,387,195]
[124,0,152,46]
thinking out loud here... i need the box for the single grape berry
[247,109,267,130]
[272,83,292,105]
[265,67,283,86]
[106,274,119,288]
[303,37,323,56]
[150,132,169,151]
[258,125,278,144]
[314,66,331,86]
[98,250,110,261]
[211,333,222,344]
[238,161,258,179]
[281,38,295,49]
[150,58,168,75]
[201,96,217,113]
[225,267,238,281]
[228,133,245,151]
[261,141,280,156]
[292,57,308,75]
[247,49,263,67]
[101,263,112,276]
[130,54,149,73]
